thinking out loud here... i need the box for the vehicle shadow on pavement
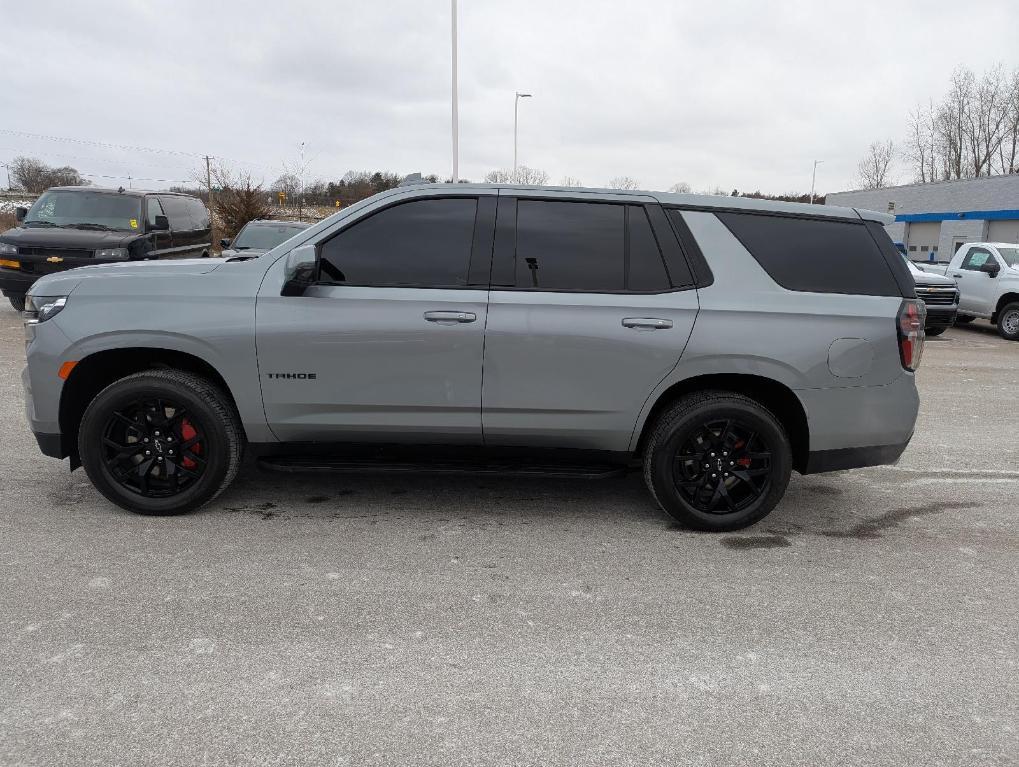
[190,457,979,544]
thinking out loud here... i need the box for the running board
[257,455,627,480]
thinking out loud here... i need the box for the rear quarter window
[716,211,902,297]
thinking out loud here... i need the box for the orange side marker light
[58,361,78,380]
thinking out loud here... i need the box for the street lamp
[514,91,532,176]
[810,159,824,205]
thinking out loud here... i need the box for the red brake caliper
[180,418,201,469]
[734,439,752,468]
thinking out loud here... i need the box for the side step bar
[258,455,627,480]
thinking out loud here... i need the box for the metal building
[826,175,1019,262]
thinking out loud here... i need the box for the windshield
[232,223,306,251]
[24,190,143,232]
[996,247,1019,267]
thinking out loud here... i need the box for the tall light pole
[513,92,532,176]
[810,159,823,205]
[451,0,459,184]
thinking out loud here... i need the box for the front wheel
[643,391,792,531]
[8,295,25,312]
[997,303,1019,341]
[925,326,947,337]
[955,315,975,324]
[78,369,243,515]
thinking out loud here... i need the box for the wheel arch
[59,347,246,463]
[993,292,1019,319]
[631,373,810,474]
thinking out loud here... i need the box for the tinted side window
[318,197,477,287]
[627,206,671,291]
[716,212,901,296]
[515,200,624,291]
[187,198,210,230]
[159,196,192,231]
[146,197,165,227]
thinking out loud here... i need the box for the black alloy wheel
[79,369,242,515]
[672,418,773,514]
[643,391,792,531]
[100,396,207,498]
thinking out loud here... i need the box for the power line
[0,128,276,171]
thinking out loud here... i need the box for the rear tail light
[897,299,926,371]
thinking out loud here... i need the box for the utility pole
[810,159,823,205]
[451,0,459,184]
[298,141,305,222]
[204,155,213,216]
[513,91,532,176]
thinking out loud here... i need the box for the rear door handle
[622,317,673,330]
[424,310,476,324]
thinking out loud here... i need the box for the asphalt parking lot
[0,300,1016,767]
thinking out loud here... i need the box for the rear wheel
[8,295,25,312]
[643,391,792,531]
[996,303,1019,341]
[78,369,242,515]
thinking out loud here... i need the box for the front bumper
[0,267,37,297]
[923,304,957,330]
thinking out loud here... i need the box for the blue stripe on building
[896,209,1019,223]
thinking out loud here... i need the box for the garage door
[987,220,1019,245]
[905,221,941,261]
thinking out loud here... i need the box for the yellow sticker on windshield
[129,219,138,229]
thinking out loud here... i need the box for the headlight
[94,247,129,259]
[24,295,68,323]
[0,242,16,256]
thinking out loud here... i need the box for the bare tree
[608,176,640,190]
[857,140,896,189]
[10,156,89,193]
[485,166,549,185]
[997,68,1019,174]
[559,175,583,187]
[208,165,272,238]
[667,181,692,193]
[271,172,302,201]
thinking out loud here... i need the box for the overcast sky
[3,0,1018,195]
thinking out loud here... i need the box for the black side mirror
[14,207,27,222]
[150,215,170,232]
[981,262,1000,278]
[281,244,318,297]
[220,238,231,249]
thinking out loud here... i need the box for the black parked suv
[0,187,212,310]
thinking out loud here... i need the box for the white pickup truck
[918,242,1019,340]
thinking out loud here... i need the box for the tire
[955,315,975,324]
[78,369,243,515]
[925,326,947,337]
[8,295,25,312]
[643,391,792,532]
[996,302,1019,341]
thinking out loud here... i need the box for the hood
[29,258,227,297]
[912,270,955,287]
[219,247,268,259]
[0,225,139,249]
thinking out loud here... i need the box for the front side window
[146,197,165,227]
[960,248,994,271]
[158,196,192,231]
[23,190,142,232]
[318,197,477,287]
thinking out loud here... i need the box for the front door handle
[622,317,673,330]
[424,310,477,324]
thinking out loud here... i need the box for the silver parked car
[21,184,924,531]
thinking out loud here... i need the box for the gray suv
[21,184,924,531]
